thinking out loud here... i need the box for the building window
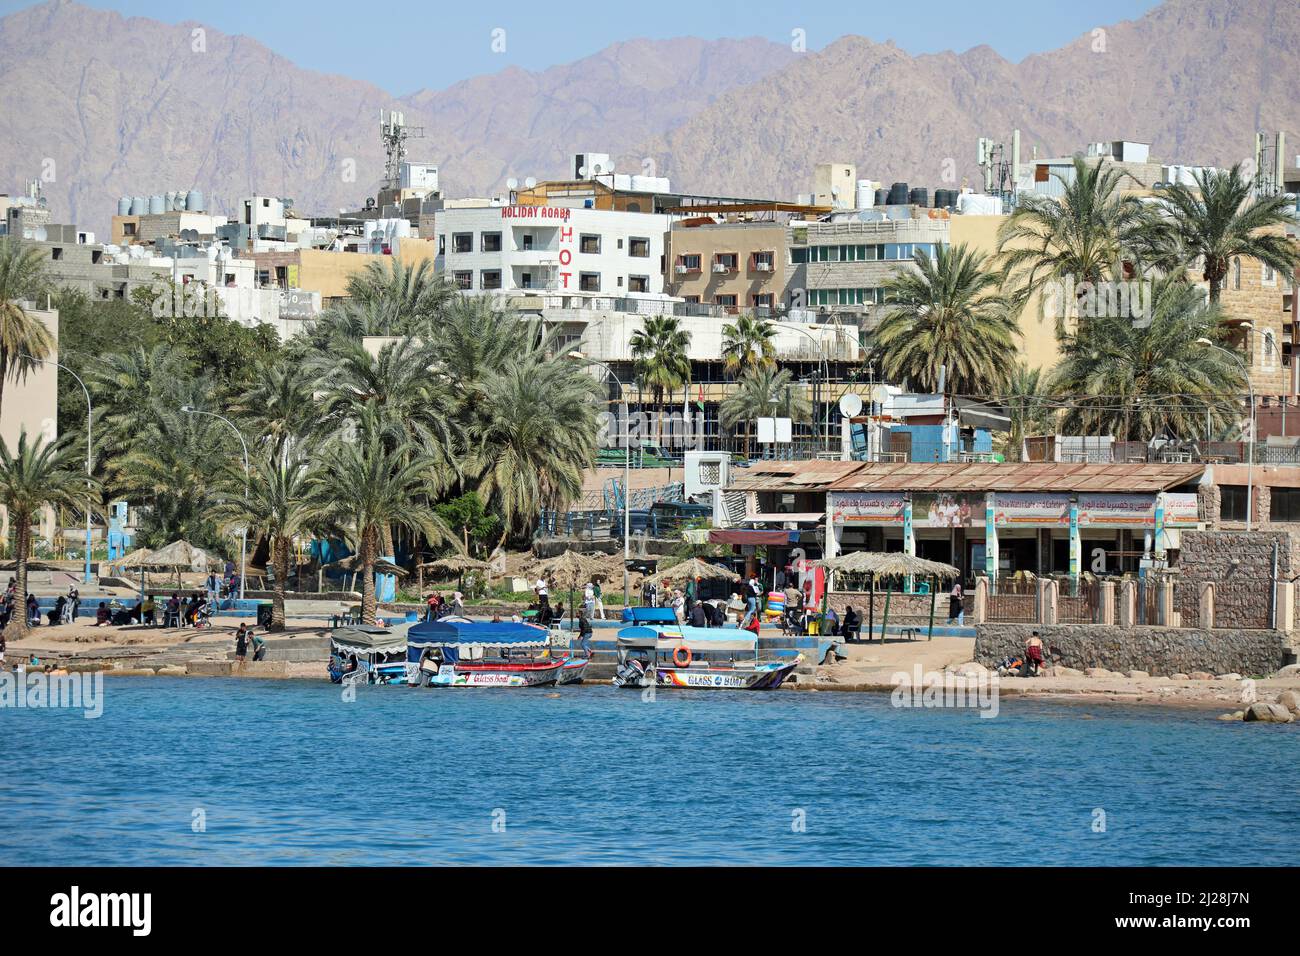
[713,253,738,273]
[1272,487,1300,522]
[481,232,502,252]
[751,293,774,308]
[580,234,601,254]
[629,237,650,258]
[1263,263,1276,286]
[454,271,473,290]
[1221,485,1249,522]
[683,295,700,304]
[629,275,649,293]
[51,247,62,260]
[91,250,103,264]
[522,234,534,250]
[453,233,473,254]
[579,272,601,292]
[1233,257,1242,291]
[714,294,738,312]
[676,254,701,274]
[520,272,534,289]
[122,222,136,236]
[480,270,502,290]
[751,251,775,272]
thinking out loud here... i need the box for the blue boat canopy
[616,624,756,653]
[621,606,678,624]
[407,617,549,649]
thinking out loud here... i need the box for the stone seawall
[976,623,1290,676]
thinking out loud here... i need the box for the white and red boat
[406,617,588,688]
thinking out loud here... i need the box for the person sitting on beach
[48,595,67,627]
[164,594,180,627]
[26,593,40,626]
[842,606,861,642]
[95,602,111,627]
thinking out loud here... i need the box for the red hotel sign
[500,205,571,221]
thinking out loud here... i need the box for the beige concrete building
[0,302,59,452]
[240,239,436,305]
[664,220,791,314]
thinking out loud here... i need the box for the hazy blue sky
[3,0,1164,96]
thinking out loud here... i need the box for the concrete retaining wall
[976,622,1289,676]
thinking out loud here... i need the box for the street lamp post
[568,351,631,609]
[181,405,250,600]
[22,354,93,584]
[1197,336,1255,531]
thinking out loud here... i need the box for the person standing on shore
[577,608,594,658]
[947,583,965,625]
[234,623,249,664]
[582,580,595,619]
[1024,631,1045,677]
[592,580,605,620]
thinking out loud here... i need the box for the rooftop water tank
[148,195,165,215]
[185,190,203,212]
[874,188,889,207]
[129,196,146,215]
[117,196,131,216]
[909,187,929,208]
[887,182,909,205]
[855,181,874,209]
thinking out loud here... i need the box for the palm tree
[629,316,690,447]
[228,361,322,461]
[209,451,316,630]
[0,430,93,637]
[84,345,192,459]
[468,354,600,542]
[0,237,55,423]
[306,413,451,624]
[1047,279,1245,441]
[1151,163,1300,304]
[874,243,1020,397]
[1001,363,1057,460]
[343,257,457,336]
[720,366,811,458]
[721,314,777,377]
[997,156,1152,334]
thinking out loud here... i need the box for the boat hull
[419,658,567,687]
[613,657,801,691]
[556,656,590,685]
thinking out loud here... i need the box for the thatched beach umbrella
[816,551,960,642]
[651,557,741,596]
[145,540,226,588]
[419,553,493,594]
[533,550,605,624]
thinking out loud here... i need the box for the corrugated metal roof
[829,462,1205,494]
[725,460,867,492]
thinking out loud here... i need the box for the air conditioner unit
[755,262,773,272]
[675,264,690,275]
[712,263,730,274]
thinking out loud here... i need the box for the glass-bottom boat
[612,624,801,690]
[406,618,588,688]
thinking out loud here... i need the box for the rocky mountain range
[1,0,1296,237]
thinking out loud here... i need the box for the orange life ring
[672,645,692,667]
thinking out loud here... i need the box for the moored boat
[406,617,584,688]
[611,624,801,690]
[328,625,410,685]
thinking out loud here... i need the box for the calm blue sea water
[1,677,1294,866]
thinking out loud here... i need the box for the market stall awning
[708,529,799,546]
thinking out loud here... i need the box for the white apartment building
[435,204,670,300]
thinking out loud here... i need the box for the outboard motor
[613,657,649,688]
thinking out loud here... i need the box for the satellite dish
[838,393,863,418]
[525,177,537,188]
[592,163,603,175]
[506,177,519,191]
[606,160,616,173]
[577,165,587,177]
[870,384,890,405]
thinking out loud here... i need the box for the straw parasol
[815,551,961,642]
[652,557,741,588]
[141,540,226,588]
[532,550,606,624]
[418,552,493,594]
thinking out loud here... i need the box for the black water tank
[888,182,909,205]
[909,187,929,207]
[874,188,889,207]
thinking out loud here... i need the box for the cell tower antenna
[379,109,425,190]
